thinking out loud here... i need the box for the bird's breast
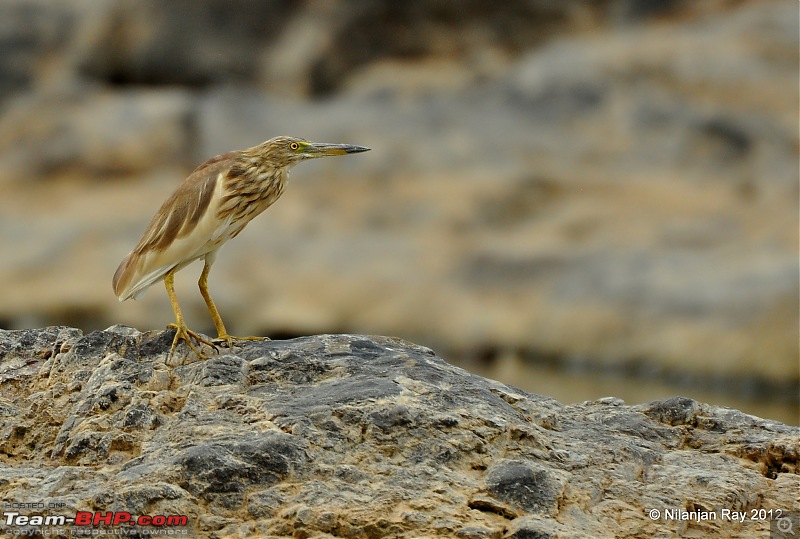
[215,169,287,241]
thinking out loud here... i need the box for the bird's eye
[290,142,299,150]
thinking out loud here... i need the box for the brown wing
[112,152,237,300]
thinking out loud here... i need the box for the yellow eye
[290,142,299,150]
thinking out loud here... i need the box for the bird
[113,136,371,359]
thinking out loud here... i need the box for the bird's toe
[166,323,218,360]
[213,334,269,348]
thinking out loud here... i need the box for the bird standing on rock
[113,136,370,358]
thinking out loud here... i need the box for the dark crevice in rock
[468,496,518,520]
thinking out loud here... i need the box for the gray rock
[0,0,619,101]
[0,326,796,538]
[485,460,566,515]
[79,0,297,88]
[0,88,195,180]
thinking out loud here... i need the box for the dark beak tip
[347,145,371,154]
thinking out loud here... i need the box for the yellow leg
[198,259,267,348]
[164,269,217,359]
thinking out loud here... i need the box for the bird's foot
[213,334,270,349]
[167,323,218,360]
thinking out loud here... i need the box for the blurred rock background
[0,0,796,423]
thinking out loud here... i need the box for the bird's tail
[113,251,178,301]
[112,252,136,301]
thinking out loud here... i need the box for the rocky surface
[0,0,797,421]
[1,326,797,538]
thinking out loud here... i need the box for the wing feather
[112,152,237,300]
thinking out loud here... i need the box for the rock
[0,0,86,100]
[79,0,298,88]
[22,0,704,100]
[0,88,195,180]
[484,460,566,516]
[0,326,797,538]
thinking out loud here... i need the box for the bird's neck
[223,156,289,205]
[234,155,287,184]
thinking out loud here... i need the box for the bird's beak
[307,142,371,156]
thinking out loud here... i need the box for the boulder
[0,326,796,538]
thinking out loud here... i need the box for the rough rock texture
[1,326,797,538]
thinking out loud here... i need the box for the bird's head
[247,136,370,167]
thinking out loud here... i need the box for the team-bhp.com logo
[3,511,188,532]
